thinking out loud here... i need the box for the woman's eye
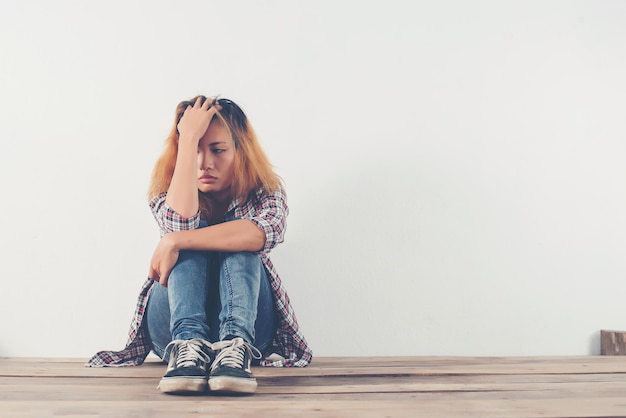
[212,148,225,154]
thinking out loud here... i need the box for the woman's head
[149,96,281,213]
[195,112,236,201]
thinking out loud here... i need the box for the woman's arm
[166,97,219,217]
[170,219,265,253]
[148,219,265,286]
[240,188,288,253]
[149,192,200,234]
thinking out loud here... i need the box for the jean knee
[220,251,261,266]
[177,250,210,264]
[168,250,210,276]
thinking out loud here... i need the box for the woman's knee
[169,250,211,278]
[219,251,262,267]
[177,250,210,264]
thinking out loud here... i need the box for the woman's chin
[198,184,231,200]
[197,184,215,194]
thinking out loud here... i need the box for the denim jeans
[145,248,277,361]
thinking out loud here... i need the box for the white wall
[1,0,625,358]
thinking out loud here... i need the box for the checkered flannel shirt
[86,187,312,368]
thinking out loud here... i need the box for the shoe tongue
[221,346,245,368]
[176,344,200,367]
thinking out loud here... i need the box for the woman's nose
[199,152,214,170]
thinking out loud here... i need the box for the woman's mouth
[199,175,217,184]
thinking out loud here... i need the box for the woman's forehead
[200,122,234,145]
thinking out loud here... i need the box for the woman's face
[196,120,236,201]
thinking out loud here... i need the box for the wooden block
[601,330,626,355]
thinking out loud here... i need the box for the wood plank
[601,329,626,355]
[6,355,626,368]
[4,356,626,378]
[4,357,626,418]
[5,375,626,398]
[3,397,626,418]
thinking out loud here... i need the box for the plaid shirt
[86,188,312,368]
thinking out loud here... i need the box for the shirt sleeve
[149,192,201,234]
[242,188,289,254]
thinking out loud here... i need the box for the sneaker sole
[159,376,207,394]
[208,376,257,394]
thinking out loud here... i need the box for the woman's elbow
[250,231,266,252]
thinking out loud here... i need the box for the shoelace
[210,338,262,372]
[164,339,213,369]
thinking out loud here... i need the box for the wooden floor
[3,356,626,417]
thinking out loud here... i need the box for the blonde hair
[148,95,281,216]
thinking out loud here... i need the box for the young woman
[87,96,312,395]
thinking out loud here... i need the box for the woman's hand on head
[177,97,221,144]
[148,233,180,287]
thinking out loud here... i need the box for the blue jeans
[145,249,277,361]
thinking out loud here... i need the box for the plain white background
[0,0,625,358]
